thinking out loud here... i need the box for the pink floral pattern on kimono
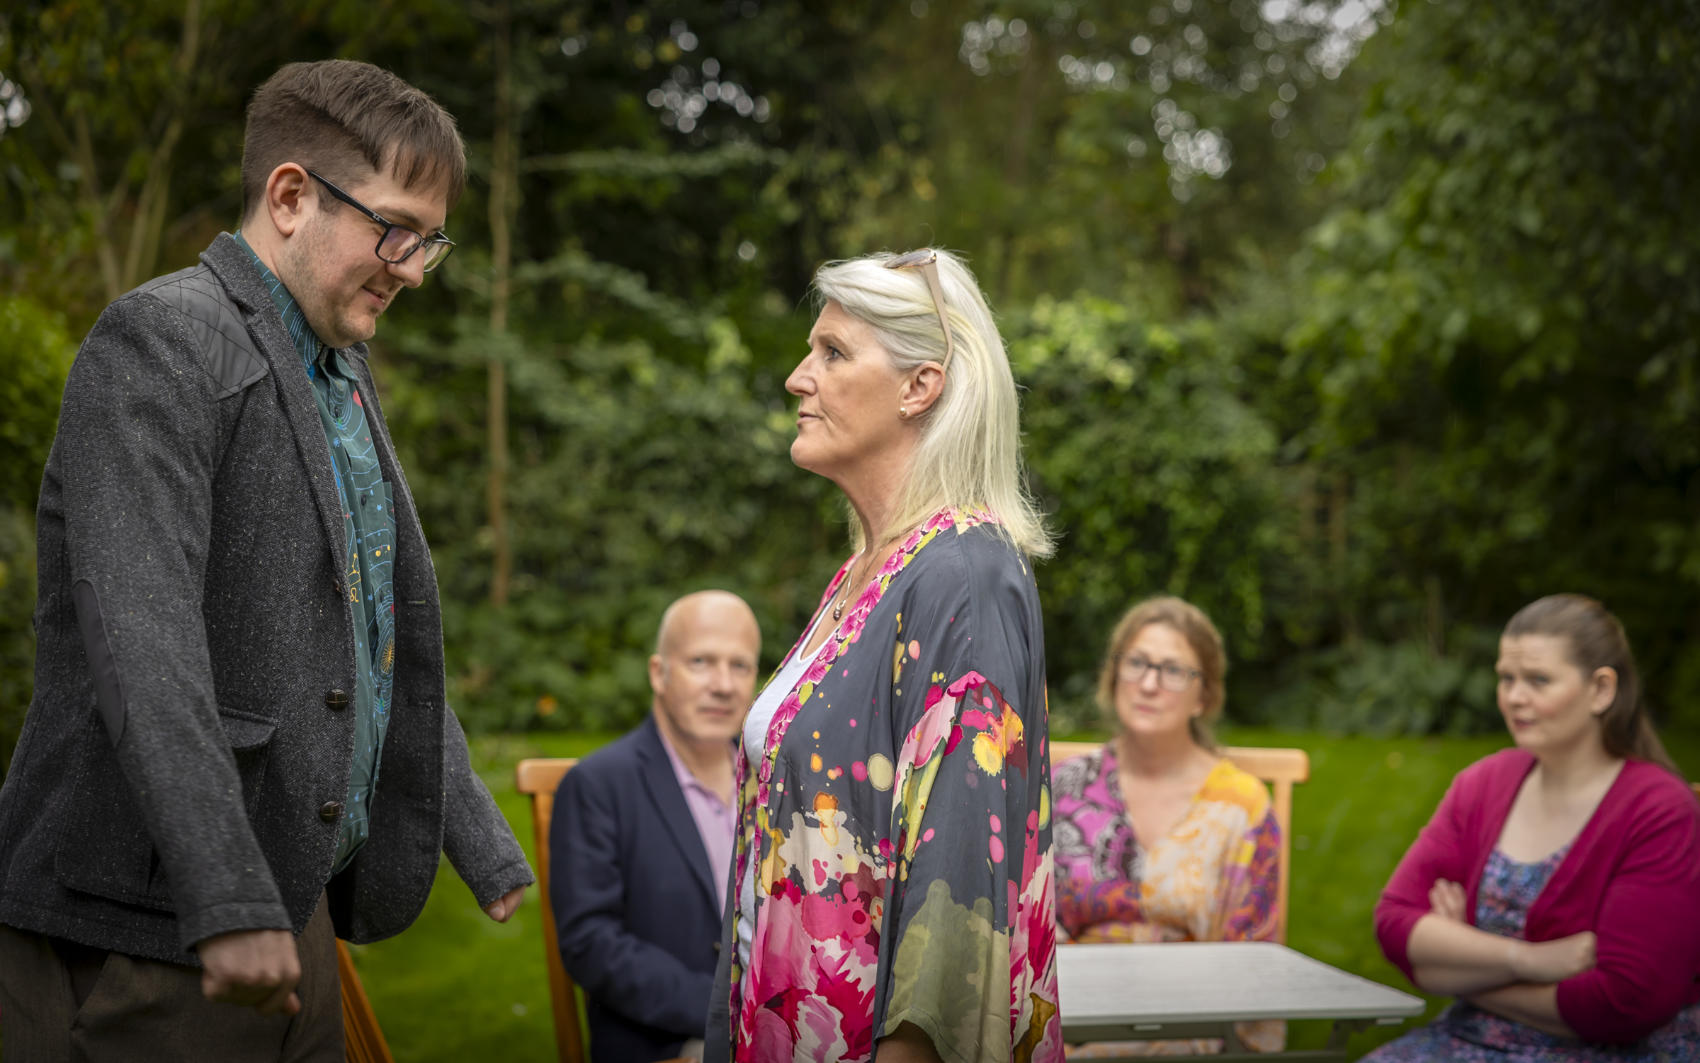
[707,508,1063,1063]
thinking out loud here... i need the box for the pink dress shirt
[657,729,736,913]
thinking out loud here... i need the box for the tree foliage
[1279,0,1700,728]
[0,296,74,771]
[1009,297,1293,727]
[2,0,1697,755]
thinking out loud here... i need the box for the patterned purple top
[1052,743,1285,1055]
[1052,744,1281,946]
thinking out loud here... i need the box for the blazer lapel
[636,719,720,914]
[202,237,348,590]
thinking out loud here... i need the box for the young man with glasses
[0,60,530,1061]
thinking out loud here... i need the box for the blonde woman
[705,249,1062,1063]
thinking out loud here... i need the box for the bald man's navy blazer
[549,716,727,1062]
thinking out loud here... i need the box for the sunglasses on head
[884,249,954,367]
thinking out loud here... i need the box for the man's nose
[387,250,428,289]
[708,663,738,692]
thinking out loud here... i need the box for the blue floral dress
[1365,845,1700,1062]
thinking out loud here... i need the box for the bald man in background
[550,591,760,1063]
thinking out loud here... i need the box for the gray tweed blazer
[0,234,532,964]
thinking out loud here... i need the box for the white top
[736,606,829,960]
[1057,941,1425,1039]
[741,607,828,761]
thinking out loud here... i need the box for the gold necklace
[831,560,862,621]
[831,533,903,621]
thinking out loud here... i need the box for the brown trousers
[0,895,343,1063]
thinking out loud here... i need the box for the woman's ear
[1588,666,1618,716]
[898,363,945,418]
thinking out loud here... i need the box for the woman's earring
[899,406,908,418]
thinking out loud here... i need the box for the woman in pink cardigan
[1367,594,1700,1061]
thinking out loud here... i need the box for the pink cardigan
[1374,748,1700,1044]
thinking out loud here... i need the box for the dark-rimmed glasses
[884,249,954,366]
[307,170,455,273]
[1119,653,1202,692]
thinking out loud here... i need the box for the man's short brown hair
[240,60,465,222]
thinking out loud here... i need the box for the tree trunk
[486,0,516,608]
[1330,468,1357,646]
[54,0,204,301]
[1425,574,1445,658]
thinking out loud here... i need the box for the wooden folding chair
[516,757,586,1063]
[1050,740,1310,943]
[338,939,395,1063]
[515,757,694,1063]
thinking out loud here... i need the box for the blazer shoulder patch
[138,267,269,399]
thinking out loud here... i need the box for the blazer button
[325,689,350,711]
[319,801,344,823]
[713,941,722,952]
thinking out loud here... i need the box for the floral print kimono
[705,507,1063,1063]
[1052,744,1283,1056]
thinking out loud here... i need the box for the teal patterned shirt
[234,233,396,874]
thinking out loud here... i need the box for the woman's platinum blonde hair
[812,248,1052,559]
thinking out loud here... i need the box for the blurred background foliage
[3,0,1699,767]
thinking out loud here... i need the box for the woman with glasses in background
[1053,596,1283,1056]
[704,249,1062,1063]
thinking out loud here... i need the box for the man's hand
[1511,931,1597,984]
[1428,878,1467,922]
[197,928,302,1015]
[483,885,527,923]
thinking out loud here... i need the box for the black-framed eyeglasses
[1119,653,1202,692]
[884,249,955,367]
[307,170,455,273]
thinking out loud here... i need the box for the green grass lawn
[350,727,1700,1061]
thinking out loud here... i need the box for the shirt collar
[654,719,731,805]
[231,231,348,381]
